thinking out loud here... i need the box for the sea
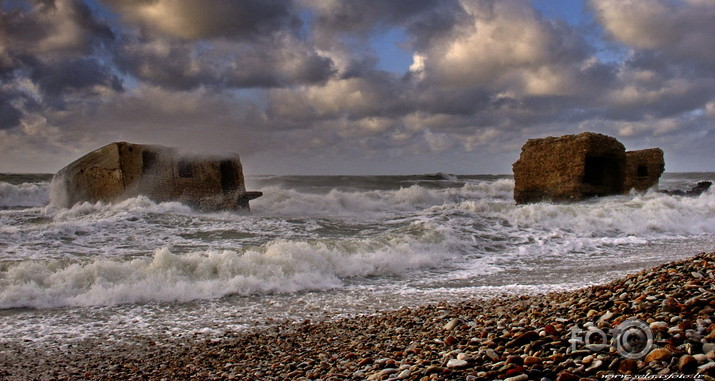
[1,172,714,350]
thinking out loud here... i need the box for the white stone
[395,369,410,380]
[697,361,715,372]
[599,311,614,322]
[586,360,603,372]
[582,355,594,365]
[668,327,682,334]
[649,321,668,331]
[447,359,468,368]
[693,354,708,363]
[485,349,500,361]
[444,318,460,331]
[505,375,529,381]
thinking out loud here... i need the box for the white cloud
[424,130,454,152]
[614,117,680,138]
[591,0,715,64]
[409,53,426,80]
[269,75,401,119]
[417,0,589,96]
[706,101,715,118]
[106,0,295,40]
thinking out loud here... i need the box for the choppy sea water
[1,173,713,348]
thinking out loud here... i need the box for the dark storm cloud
[0,0,113,56]
[274,0,612,130]
[2,0,715,173]
[0,92,24,129]
[591,0,715,69]
[104,0,299,40]
[590,0,715,131]
[0,0,119,129]
[307,0,463,38]
[30,57,123,101]
[103,0,336,90]
[115,36,335,90]
[267,70,414,124]
[305,0,466,76]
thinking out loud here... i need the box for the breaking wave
[0,182,49,208]
[0,221,456,309]
[1,175,713,310]
[251,179,514,216]
[433,187,715,237]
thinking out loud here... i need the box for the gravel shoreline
[1,252,714,380]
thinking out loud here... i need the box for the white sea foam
[0,220,454,309]
[0,182,49,208]
[430,186,715,238]
[251,180,513,216]
[46,195,194,221]
[504,190,715,236]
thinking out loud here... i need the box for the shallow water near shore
[1,173,714,349]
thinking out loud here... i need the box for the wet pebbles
[1,252,714,380]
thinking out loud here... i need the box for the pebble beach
[1,251,713,380]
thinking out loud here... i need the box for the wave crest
[0,222,453,309]
[0,182,49,208]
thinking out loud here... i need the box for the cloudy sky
[1,0,714,174]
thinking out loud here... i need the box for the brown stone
[424,365,445,375]
[644,348,672,364]
[544,324,558,336]
[662,297,681,312]
[444,335,458,346]
[523,356,541,366]
[505,366,525,377]
[623,148,665,192]
[617,359,638,374]
[51,142,262,211]
[506,330,539,347]
[678,355,698,373]
[556,371,580,381]
[512,132,663,204]
[551,353,566,364]
[506,356,524,365]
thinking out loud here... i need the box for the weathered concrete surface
[512,132,664,204]
[512,132,626,204]
[623,148,665,192]
[51,142,262,210]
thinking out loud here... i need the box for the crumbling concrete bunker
[623,148,666,192]
[51,142,262,210]
[512,132,664,204]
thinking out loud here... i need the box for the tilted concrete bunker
[512,132,664,204]
[51,142,262,210]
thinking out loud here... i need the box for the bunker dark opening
[142,151,156,174]
[177,161,193,178]
[582,155,623,195]
[220,160,237,193]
